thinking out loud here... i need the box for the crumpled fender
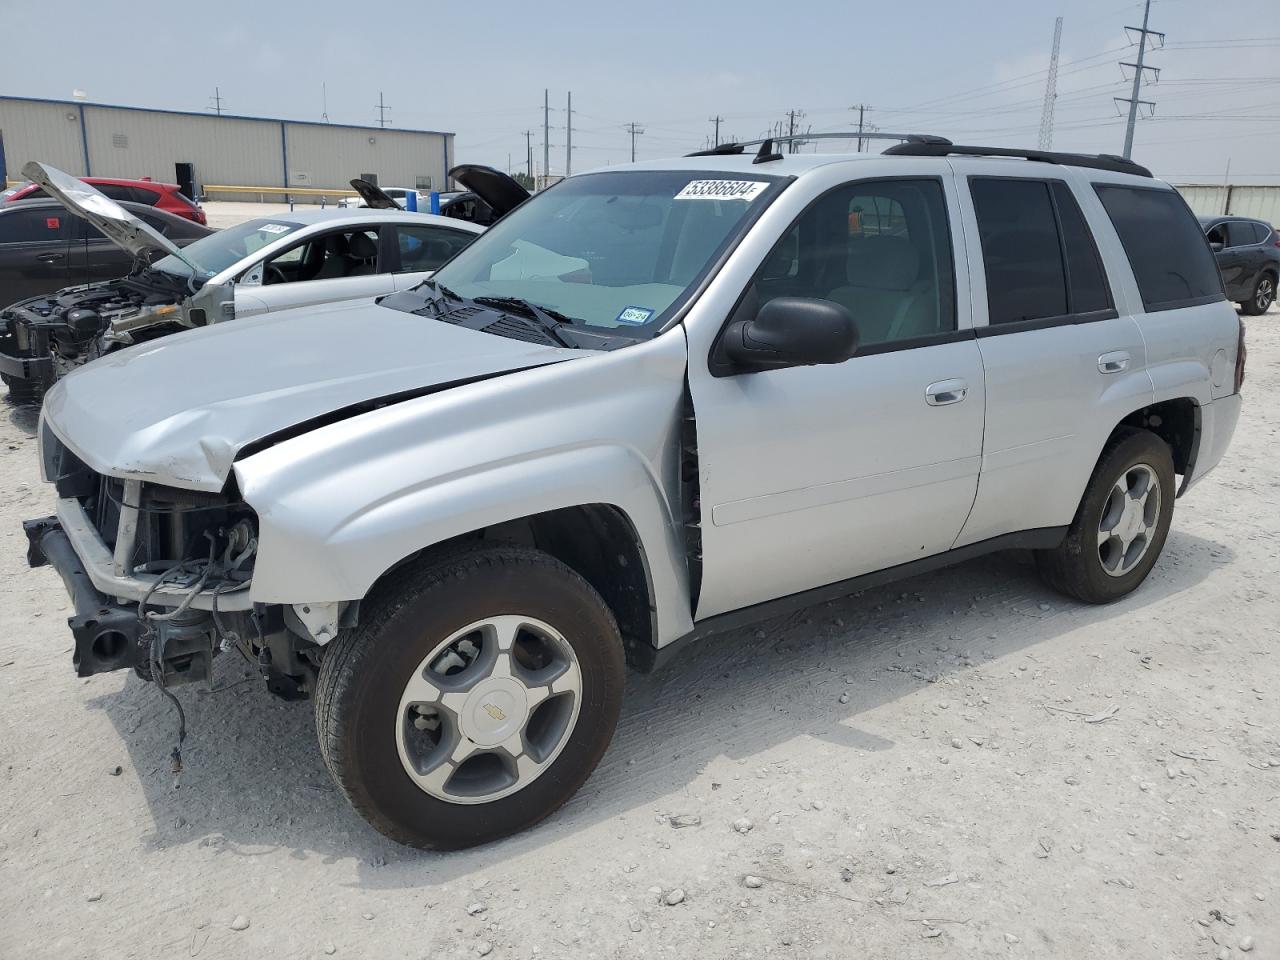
[234,330,695,646]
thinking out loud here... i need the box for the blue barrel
[429,191,441,214]
[404,190,418,211]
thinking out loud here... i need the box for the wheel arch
[1110,395,1201,496]
[368,503,661,668]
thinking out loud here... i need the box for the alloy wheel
[1097,463,1161,577]
[394,615,582,804]
[1257,277,1275,313]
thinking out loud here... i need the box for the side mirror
[1208,240,1224,253]
[720,297,858,372]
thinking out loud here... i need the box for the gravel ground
[0,308,1276,960]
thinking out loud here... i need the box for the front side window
[395,225,475,272]
[1094,184,1224,311]
[746,178,956,348]
[428,170,784,334]
[260,228,380,284]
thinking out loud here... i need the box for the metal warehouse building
[0,95,454,202]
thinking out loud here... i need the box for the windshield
[430,169,784,334]
[152,217,304,280]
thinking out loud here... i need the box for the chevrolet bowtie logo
[483,703,507,722]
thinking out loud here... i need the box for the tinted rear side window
[1227,221,1257,247]
[1094,184,1223,311]
[1051,181,1112,314]
[971,178,1067,324]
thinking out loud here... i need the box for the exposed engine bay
[0,272,206,396]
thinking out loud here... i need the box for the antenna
[1038,17,1063,150]
[374,91,391,128]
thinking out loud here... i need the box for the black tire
[1239,271,1276,316]
[1035,427,1175,604]
[314,542,624,850]
[2,372,41,406]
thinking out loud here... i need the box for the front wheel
[314,543,625,849]
[1036,428,1175,604]
[1240,272,1276,316]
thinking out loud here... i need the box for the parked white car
[0,162,485,399]
[24,139,1243,850]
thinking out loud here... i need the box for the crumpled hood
[41,298,579,491]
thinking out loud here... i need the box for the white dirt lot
[0,309,1277,960]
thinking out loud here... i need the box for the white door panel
[690,340,986,618]
[249,275,396,313]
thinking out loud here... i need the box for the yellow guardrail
[203,184,360,201]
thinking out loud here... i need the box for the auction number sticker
[675,180,768,202]
[259,223,291,234]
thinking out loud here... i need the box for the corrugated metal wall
[1,97,451,202]
[1176,183,1280,224]
[284,124,449,194]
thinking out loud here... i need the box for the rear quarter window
[1093,184,1224,311]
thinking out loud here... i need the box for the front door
[235,225,395,318]
[687,174,986,620]
[0,207,78,303]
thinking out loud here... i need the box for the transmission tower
[208,87,225,116]
[1114,0,1164,159]
[1038,18,1063,150]
[375,91,391,128]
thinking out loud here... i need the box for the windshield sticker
[675,180,769,202]
[615,306,654,325]
[258,223,292,235]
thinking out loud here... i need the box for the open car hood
[348,178,401,210]
[448,164,531,218]
[22,161,194,269]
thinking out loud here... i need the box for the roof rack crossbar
[685,131,951,158]
[881,142,1153,178]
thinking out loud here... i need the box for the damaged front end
[25,427,319,700]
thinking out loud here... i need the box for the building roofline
[0,94,454,138]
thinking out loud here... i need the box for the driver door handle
[36,252,65,263]
[925,378,969,406]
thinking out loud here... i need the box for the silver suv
[23,138,1245,849]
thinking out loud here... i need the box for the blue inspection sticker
[615,306,654,325]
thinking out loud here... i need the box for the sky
[3,0,1278,183]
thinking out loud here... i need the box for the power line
[1039,17,1064,150]
[1115,0,1164,158]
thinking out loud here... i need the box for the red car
[1,176,206,225]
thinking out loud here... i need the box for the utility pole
[321,82,329,124]
[784,110,806,152]
[1115,0,1164,160]
[624,122,644,162]
[374,91,390,128]
[851,104,872,152]
[566,91,573,177]
[543,89,550,186]
[523,129,534,179]
[1038,17,1063,150]
[709,115,724,145]
[209,87,225,116]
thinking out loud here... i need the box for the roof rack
[881,142,1152,178]
[685,131,952,163]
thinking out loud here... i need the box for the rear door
[0,207,78,303]
[389,223,481,289]
[688,170,987,619]
[1219,220,1258,298]
[233,224,396,317]
[952,166,1151,547]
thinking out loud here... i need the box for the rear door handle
[35,252,65,263]
[925,378,969,406]
[1098,350,1130,374]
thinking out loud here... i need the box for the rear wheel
[314,543,624,849]
[1036,428,1175,604]
[1240,271,1276,315]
